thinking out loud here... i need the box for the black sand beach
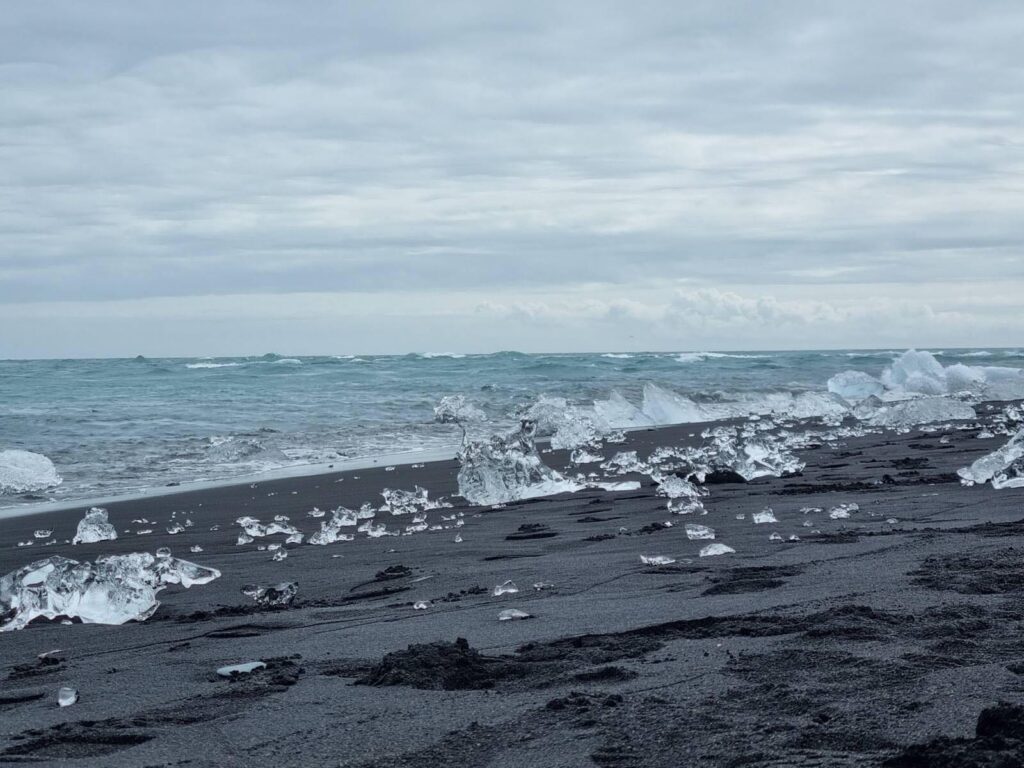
[3,412,1024,767]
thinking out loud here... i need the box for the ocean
[2,348,1022,508]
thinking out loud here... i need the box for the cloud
[0,2,1022,354]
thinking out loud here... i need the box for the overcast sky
[2,1,1022,357]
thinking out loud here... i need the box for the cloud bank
[1,2,1022,355]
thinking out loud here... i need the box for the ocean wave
[419,352,467,359]
[675,352,769,363]
[600,353,635,359]
[185,362,244,369]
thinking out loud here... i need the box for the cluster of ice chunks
[235,515,301,539]
[856,396,976,428]
[520,395,611,450]
[0,450,62,494]
[690,428,805,481]
[380,486,450,516]
[455,419,582,505]
[72,508,118,545]
[958,428,1024,489]
[0,550,220,631]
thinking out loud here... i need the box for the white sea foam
[185,362,244,369]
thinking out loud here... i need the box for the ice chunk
[34,529,52,539]
[0,450,62,494]
[381,486,449,516]
[640,555,676,566]
[433,394,487,426]
[308,508,357,545]
[699,543,735,557]
[456,420,582,505]
[0,552,220,631]
[497,608,531,621]
[827,371,885,403]
[862,397,976,427]
[752,508,778,524]
[57,687,78,707]
[593,390,653,428]
[493,580,519,596]
[571,448,604,464]
[72,508,118,545]
[217,661,266,677]
[600,451,648,475]
[882,350,949,395]
[241,582,297,606]
[958,428,1024,489]
[828,503,858,519]
[684,524,715,540]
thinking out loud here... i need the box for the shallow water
[1,348,1021,506]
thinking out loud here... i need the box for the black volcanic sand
[2,408,1024,767]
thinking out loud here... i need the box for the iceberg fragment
[72,508,118,545]
[0,551,220,631]
[958,428,1024,489]
[752,508,778,524]
[827,371,885,403]
[57,687,78,707]
[493,580,519,596]
[699,543,735,557]
[241,582,298,606]
[861,397,976,427]
[0,449,62,494]
[640,555,676,566]
[497,608,531,621]
[217,661,266,677]
[456,420,581,505]
[684,524,715,540]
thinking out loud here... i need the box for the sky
[1,1,1022,358]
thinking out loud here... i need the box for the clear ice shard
[72,508,118,545]
[57,687,78,707]
[752,508,778,524]
[684,524,715,540]
[0,449,62,494]
[381,486,449,515]
[699,543,735,557]
[456,420,581,505]
[493,580,519,596]
[521,395,609,450]
[308,508,357,545]
[958,428,1024,489]
[497,608,531,621]
[861,396,976,427]
[640,555,676,566]
[827,371,885,403]
[241,582,298,606]
[433,395,487,426]
[217,661,266,677]
[0,551,221,631]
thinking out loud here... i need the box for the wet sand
[2,413,1024,767]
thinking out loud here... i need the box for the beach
[3,410,1024,767]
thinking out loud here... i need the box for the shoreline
[2,412,1023,766]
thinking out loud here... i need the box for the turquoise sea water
[2,349,1022,506]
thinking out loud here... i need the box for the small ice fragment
[752,508,777,524]
[271,549,287,561]
[454,534,463,543]
[34,530,52,539]
[640,555,676,566]
[308,507,325,518]
[886,517,898,524]
[166,523,184,535]
[735,513,746,520]
[699,543,735,557]
[828,504,858,519]
[413,600,430,610]
[217,661,266,678]
[788,534,800,541]
[286,533,303,544]
[684,524,715,540]
[498,608,531,621]
[57,687,78,707]
[769,532,783,541]
[190,545,203,553]
[493,580,519,596]
[72,508,117,545]
[241,582,297,606]
[237,533,254,546]
[533,581,554,591]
